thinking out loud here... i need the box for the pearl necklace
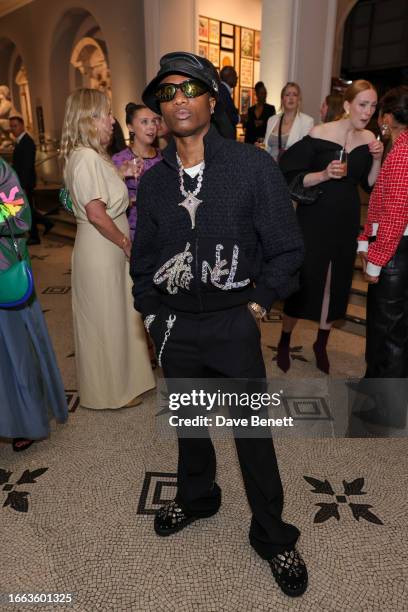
[176,153,205,229]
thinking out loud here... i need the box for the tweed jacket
[130,125,304,317]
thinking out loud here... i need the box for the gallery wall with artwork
[198,15,261,117]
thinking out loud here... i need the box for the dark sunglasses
[154,79,209,102]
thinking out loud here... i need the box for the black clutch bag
[288,172,322,206]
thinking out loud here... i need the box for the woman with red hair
[278,80,383,373]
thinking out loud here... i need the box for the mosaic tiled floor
[0,234,407,612]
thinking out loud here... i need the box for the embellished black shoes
[154,500,218,537]
[154,502,308,598]
[268,548,308,597]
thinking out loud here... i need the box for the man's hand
[248,302,266,330]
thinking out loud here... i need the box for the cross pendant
[178,192,202,229]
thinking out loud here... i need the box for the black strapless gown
[279,136,372,322]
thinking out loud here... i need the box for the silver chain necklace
[176,153,205,229]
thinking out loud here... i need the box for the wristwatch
[248,302,267,319]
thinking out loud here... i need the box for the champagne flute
[131,155,144,179]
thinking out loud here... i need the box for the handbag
[59,186,74,215]
[288,172,322,206]
[0,218,34,308]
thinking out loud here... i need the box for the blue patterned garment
[0,158,68,439]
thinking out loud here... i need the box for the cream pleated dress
[64,147,155,409]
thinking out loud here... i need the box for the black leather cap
[142,51,220,114]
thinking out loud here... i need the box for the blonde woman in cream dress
[61,88,155,409]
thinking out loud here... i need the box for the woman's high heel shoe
[313,328,331,374]
[12,438,35,452]
[277,331,292,373]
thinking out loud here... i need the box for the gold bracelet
[121,234,128,248]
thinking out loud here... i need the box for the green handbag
[0,219,34,308]
[59,186,74,215]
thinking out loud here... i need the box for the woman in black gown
[244,81,276,144]
[277,80,383,373]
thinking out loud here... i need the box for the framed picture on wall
[208,44,220,68]
[240,88,252,114]
[221,22,234,37]
[241,28,254,58]
[235,26,241,71]
[253,60,260,85]
[240,57,253,88]
[208,19,220,44]
[221,36,234,50]
[198,42,209,59]
[254,31,261,60]
[219,50,234,69]
[199,16,209,41]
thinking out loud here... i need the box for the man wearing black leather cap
[130,52,308,597]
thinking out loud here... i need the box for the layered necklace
[176,153,205,229]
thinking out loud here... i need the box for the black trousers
[366,237,408,378]
[364,237,408,427]
[150,303,300,559]
[26,190,40,239]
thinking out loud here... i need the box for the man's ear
[209,95,216,114]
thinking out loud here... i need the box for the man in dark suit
[9,114,53,244]
[213,66,239,139]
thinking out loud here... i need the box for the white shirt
[184,162,204,179]
[16,131,27,144]
[221,81,233,96]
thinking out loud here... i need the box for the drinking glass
[131,156,144,178]
[334,149,348,176]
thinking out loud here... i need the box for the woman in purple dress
[112,103,162,240]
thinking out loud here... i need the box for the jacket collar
[16,131,27,144]
[161,124,225,170]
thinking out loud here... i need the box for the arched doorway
[333,0,358,77]
[0,36,33,148]
[49,8,110,134]
[340,0,408,92]
[70,36,111,97]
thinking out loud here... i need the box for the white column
[321,0,338,101]
[144,0,161,83]
[260,0,338,122]
[144,0,196,83]
[293,0,337,120]
[259,0,298,111]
